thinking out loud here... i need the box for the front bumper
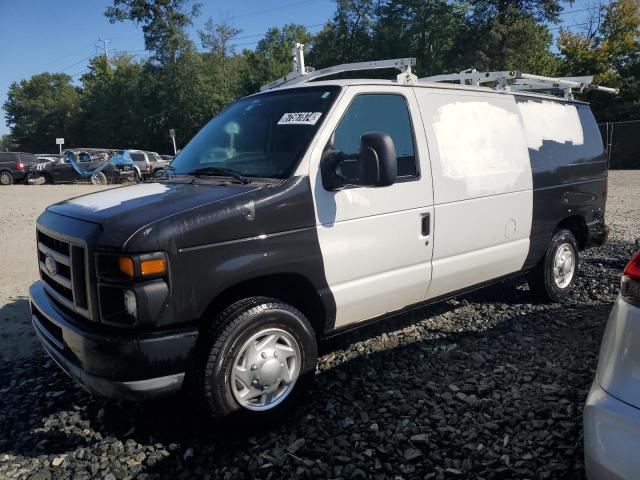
[584,381,640,480]
[29,281,198,401]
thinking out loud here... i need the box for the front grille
[37,229,91,319]
[32,305,64,350]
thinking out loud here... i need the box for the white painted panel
[414,88,533,296]
[433,190,532,261]
[318,207,433,327]
[517,100,584,151]
[427,190,531,299]
[427,238,530,299]
[307,86,435,328]
[415,89,532,205]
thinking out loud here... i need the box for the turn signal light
[621,250,640,306]
[118,257,135,277]
[623,251,640,280]
[140,258,166,276]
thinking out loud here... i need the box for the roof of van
[259,78,590,105]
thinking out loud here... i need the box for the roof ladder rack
[260,43,418,91]
[420,69,618,100]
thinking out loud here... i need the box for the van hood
[48,181,259,244]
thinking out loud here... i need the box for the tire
[90,172,108,185]
[528,229,579,302]
[0,171,14,185]
[198,297,317,423]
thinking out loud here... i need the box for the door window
[332,94,418,179]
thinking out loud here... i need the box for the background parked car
[584,247,640,480]
[128,149,167,180]
[28,148,135,185]
[0,152,37,185]
[35,154,63,163]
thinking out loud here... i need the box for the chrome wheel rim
[230,328,301,411]
[553,243,575,288]
[90,173,105,185]
[0,172,11,185]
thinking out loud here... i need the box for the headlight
[124,289,137,319]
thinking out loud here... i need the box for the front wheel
[198,297,317,422]
[528,229,579,302]
[0,171,14,185]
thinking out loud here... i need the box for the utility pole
[96,38,111,66]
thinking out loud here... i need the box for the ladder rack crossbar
[261,44,416,91]
[420,69,618,98]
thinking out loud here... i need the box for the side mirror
[321,131,397,191]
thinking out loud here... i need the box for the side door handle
[421,213,430,236]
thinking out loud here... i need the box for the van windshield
[169,87,340,180]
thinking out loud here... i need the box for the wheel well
[201,273,327,337]
[556,215,588,250]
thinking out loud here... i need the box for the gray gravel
[1,172,639,480]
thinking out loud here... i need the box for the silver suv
[128,150,167,181]
[584,247,640,479]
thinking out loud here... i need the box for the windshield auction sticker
[277,112,323,125]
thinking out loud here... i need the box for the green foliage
[559,0,640,120]
[3,0,638,152]
[0,134,15,151]
[3,73,81,153]
[105,0,202,65]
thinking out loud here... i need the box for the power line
[549,21,593,31]
[56,54,96,74]
[70,68,91,78]
[559,7,596,16]
[35,41,97,71]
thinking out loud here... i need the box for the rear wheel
[528,229,579,302]
[0,171,14,185]
[198,297,317,422]
[90,172,108,185]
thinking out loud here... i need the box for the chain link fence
[599,120,640,169]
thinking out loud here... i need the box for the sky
[0,0,594,138]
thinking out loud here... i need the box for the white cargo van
[30,47,614,421]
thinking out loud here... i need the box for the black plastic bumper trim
[29,281,197,400]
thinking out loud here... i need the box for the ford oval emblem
[45,254,57,276]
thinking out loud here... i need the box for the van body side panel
[414,89,533,299]
[515,97,607,269]
[135,176,337,329]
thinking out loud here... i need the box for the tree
[454,0,564,72]
[242,24,314,92]
[105,0,202,65]
[310,0,377,67]
[72,54,145,149]
[0,134,15,151]
[369,0,468,76]
[559,0,640,120]
[199,15,240,57]
[3,73,80,153]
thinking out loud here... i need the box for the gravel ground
[1,172,639,480]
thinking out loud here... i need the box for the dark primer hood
[47,181,260,249]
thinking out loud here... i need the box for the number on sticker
[277,112,323,125]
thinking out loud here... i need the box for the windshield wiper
[187,166,251,184]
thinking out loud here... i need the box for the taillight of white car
[621,250,640,306]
